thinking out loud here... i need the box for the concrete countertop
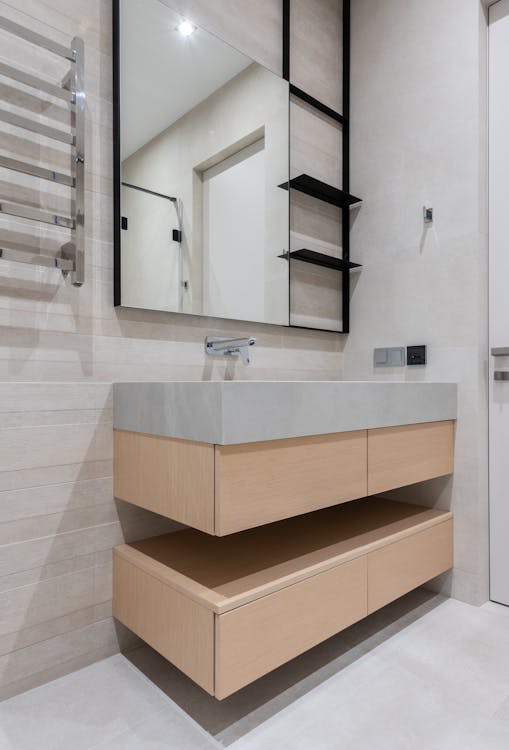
[113,381,457,445]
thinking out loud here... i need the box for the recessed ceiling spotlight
[177,19,195,37]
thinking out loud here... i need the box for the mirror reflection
[117,0,290,325]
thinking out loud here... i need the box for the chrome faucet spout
[204,336,256,367]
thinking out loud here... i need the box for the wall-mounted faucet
[205,336,256,366]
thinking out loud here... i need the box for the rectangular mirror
[113,0,290,326]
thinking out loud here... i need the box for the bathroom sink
[113,381,457,445]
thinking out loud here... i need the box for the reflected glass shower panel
[120,184,181,312]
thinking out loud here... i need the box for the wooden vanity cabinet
[113,420,455,698]
[114,420,454,535]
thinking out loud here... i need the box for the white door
[202,140,266,322]
[489,0,509,605]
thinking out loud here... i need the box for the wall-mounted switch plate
[407,345,427,365]
[374,347,405,366]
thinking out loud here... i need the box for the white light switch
[374,347,405,367]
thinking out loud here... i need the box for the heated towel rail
[0,16,85,286]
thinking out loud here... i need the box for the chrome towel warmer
[0,16,85,286]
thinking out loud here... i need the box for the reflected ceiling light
[177,19,195,37]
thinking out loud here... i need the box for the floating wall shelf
[279,174,362,208]
[279,248,362,271]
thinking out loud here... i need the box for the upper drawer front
[215,556,367,699]
[367,421,454,496]
[214,430,368,535]
[367,519,453,614]
[114,430,215,533]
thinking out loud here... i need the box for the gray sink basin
[113,381,457,445]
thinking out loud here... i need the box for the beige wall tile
[0,604,100,659]
[0,552,97,594]
[0,567,95,637]
[0,477,113,523]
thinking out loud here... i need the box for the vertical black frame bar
[283,0,291,326]
[282,0,290,82]
[341,0,351,333]
[112,0,121,306]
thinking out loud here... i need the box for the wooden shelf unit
[113,498,453,699]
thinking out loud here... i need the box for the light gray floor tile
[231,659,483,750]
[467,718,509,750]
[0,654,171,750]
[479,601,509,618]
[492,694,509,723]
[89,707,220,750]
[1,596,509,750]
[370,600,509,720]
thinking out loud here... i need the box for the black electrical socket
[407,345,426,366]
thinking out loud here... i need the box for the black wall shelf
[279,248,362,271]
[279,174,361,208]
[283,0,360,334]
[289,84,346,125]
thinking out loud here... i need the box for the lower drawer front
[113,554,215,694]
[367,519,453,614]
[215,556,367,699]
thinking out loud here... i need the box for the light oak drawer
[113,550,367,700]
[114,430,215,533]
[114,429,368,535]
[367,421,454,496]
[215,556,367,698]
[214,431,367,534]
[367,518,453,614]
[113,554,215,694]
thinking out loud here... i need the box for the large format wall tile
[0,383,117,694]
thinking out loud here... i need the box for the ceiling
[120,0,252,160]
